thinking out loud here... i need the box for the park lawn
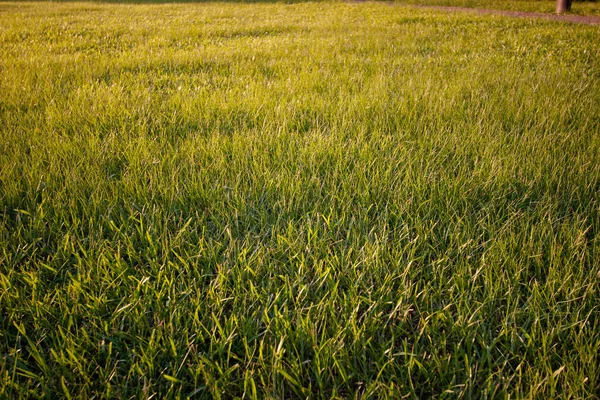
[396,0,600,17]
[1,1,599,398]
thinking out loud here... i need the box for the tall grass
[1,1,599,398]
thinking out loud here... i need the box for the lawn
[1,1,599,398]
[396,0,600,16]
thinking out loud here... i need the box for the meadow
[398,0,600,16]
[1,1,600,398]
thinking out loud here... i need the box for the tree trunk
[556,0,572,13]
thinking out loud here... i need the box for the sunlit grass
[396,0,600,16]
[1,1,599,398]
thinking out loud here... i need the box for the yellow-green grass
[396,0,600,17]
[1,1,599,398]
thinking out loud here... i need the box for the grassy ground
[1,1,600,398]
[396,0,600,16]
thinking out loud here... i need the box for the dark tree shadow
[1,0,333,4]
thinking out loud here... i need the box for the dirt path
[351,1,600,25]
[418,5,600,25]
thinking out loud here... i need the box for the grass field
[1,1,600,398]
[397,0,600,16]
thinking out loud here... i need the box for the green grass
[396,0,600,17]
[1,1,600,398]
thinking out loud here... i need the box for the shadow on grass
[0,0,333,3]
